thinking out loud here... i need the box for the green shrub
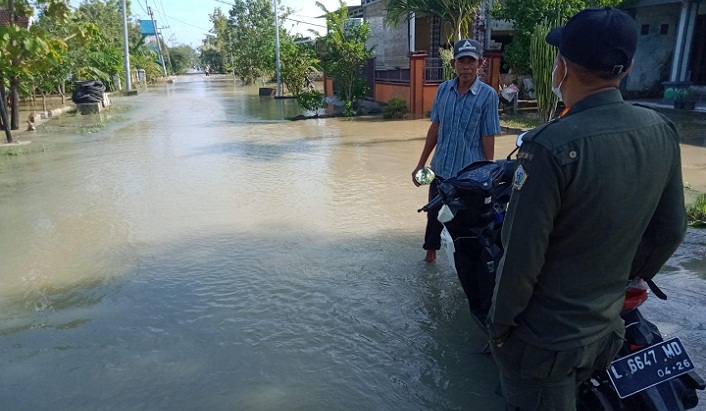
[439,48,455,81]
[296,90,327,113]
[383,98,408,119]
[687,193,706,227]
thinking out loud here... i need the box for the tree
[228,0,278,83]
[168,45,198,74]
[202,8,229,74]
[73,0,145,87]
[0,0,71,130]
[316,0,373,117]
[279,38,319,96]
[384,0,481,43]
[492,0,622,70]
[33,5,101,104]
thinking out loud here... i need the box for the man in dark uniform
[487,7,687,410]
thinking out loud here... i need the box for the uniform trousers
[489,331,624,411]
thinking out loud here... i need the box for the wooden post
[409,51,428,115]
[482,51,503,92]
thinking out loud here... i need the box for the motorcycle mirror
[415,167,435,185]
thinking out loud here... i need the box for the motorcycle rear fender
[622,309,657,347]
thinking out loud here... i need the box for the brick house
[329,0,507,115]
[0,10,33,28]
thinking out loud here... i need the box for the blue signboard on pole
[140,20,156,35]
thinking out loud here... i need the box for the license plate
[608,337,695,398]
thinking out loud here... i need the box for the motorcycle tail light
[629,344,645,352]
[623,278,649,311]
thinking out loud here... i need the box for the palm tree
[384,0,482,43]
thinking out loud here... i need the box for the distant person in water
[412,38,500,262]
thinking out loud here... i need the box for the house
[0,10,33,29]
[621,0,705,99]
[341,0,506,115]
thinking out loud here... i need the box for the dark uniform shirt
[488,89,687,351]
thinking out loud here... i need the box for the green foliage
[382,98,408,119]
[168,45,198,74]
[315,0,373,117]
[439,47,455,80]
[74,0,129,45]
[0,0,72,130]
[296,90,327,112]
[227,0,285,83]
[687,193,706,227]
[130,54,163,84]
[384,0,481,42]
[202,9,229,74]
[530,20,559,122]
[492,0,622,70]
[280,39,319,96]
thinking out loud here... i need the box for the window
[660,24,669,35]
[641,24,650,35]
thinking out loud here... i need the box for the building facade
[623,0,705,98]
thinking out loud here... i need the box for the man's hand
[412,166,424,187]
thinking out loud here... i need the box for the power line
[158,0,170,27]
[158,12,211,33]
[208,0,327,28]
[286,18,326,28]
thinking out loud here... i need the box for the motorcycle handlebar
[418,194,443,213]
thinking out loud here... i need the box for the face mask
[551,57,567,101]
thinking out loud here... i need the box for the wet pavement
[0,75,704,410]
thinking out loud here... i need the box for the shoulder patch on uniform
[513,165,528,190]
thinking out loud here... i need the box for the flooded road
[0,75,704,410]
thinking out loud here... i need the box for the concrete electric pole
[274,0,282,97]
[122,0,132,92]
[147,2,168,77]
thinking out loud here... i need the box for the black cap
[453,39,482,59]
[546,7,637,74]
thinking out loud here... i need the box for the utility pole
[122,0,133,92]
[273,0,281,97]
[147,2,168,77]
[227,31,235,77]
[160,27,173,74]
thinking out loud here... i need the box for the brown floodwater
[0,75,704,410]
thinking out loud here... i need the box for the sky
[132,0,360,48]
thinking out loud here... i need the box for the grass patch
[656,108,706,132]
[0,144,45,157]
[80,123,107,134]
[76,113,127,134]
[687,193,706,228]
[500,112,542,130]
[1,147,30,156]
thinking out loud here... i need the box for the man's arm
[479,91,500,161]
[412,122,439,186]
[487,142,561,343]
[630,152,687,279]
[481,135,495,160]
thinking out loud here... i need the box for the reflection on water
[0,75,704,410]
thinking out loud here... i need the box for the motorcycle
[416,152,705,410]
